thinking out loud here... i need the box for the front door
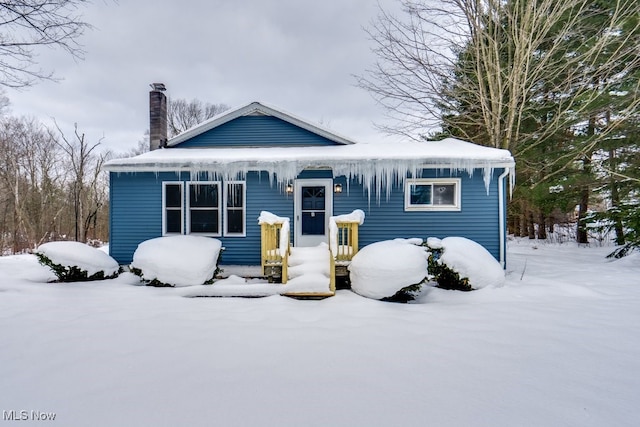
[294,179,333,247]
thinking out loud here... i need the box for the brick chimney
[149,83,167,151]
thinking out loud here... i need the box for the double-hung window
[405,178,461,211]
[187,182,221,236]
[224,181,246,236]
[163,182,183,234]
[162,180,245,236]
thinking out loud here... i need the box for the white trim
[186,181,222,237]
[162,181,184,235]
[498,168,510,268]
[294,178,333,247]
[404,178,461,211]
[167,101,356,147]
[223,181,246,237]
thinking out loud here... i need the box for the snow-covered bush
[349,238,428,302]
[425,237,505,291]
[36,241,120,282]
[130,235,222,287]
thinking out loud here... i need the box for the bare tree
[167,98,229,138]
[0,116,63,252]
[358,0,640,159]
[0,0,92,88]
[54,121,109,243]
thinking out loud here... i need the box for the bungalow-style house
[104,85,514,293]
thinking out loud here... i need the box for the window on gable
[163,182,183,234]
[187,182,221,235]
[405,178,461,211]
[224,181,246,236]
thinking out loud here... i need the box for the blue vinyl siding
[109,171,188,264]
[333,169,503,260]
[109,171,294,265]
[110,168,505,265]
[177,116,342,148]
[227,172,293,264]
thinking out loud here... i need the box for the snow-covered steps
[284,244,334,298]
[182,245,335,299]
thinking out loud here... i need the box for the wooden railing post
[259,217,290,284]
[329,216,362,291]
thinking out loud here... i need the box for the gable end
[176,115,344,148]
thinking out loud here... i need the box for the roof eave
[103,158,515,174]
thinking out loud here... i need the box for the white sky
[5,0,406,153]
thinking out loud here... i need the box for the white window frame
[404,178,461,211]
[186,181,222,236]
[223,181,246,237]
[162,182,184,235]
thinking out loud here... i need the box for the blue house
[104,86,514,285]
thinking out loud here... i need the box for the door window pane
[302,212,325,235]
[302,186,325,210]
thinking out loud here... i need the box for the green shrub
[36,253,119,283]
[381,280,427,303]
[130,247,224,287]
[425,245,472,292]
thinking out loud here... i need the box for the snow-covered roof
[167,101,357,147]
[106,138,513,172]
[104,138,514,196]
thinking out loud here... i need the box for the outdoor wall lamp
[286,183,294,194]
[334,183,343,193]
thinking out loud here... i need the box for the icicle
[110,150,509,201]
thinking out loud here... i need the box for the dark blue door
[301,186,325,235]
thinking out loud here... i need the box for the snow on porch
[181,245,333,298]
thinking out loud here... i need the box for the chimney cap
[150,82,166,92]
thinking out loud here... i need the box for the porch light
[334,183,343,193]
[286,183,294,194]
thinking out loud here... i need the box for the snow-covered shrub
[349,239,428,302]
[130,235,222,287]
[425,237,504,291]
[36,241,120,282]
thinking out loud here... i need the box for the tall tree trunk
[537,212,547,239]
[577,116,595,244]
[528,211,536,239]
[577,184,589,244]
[519,204,528,237]
[609,148,625,245]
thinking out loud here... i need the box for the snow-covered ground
[1,239,639,426]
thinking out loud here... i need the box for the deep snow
[36,241,119,278]
[130,235,222,287]
[349,238,429,299]
[1,239,639,427]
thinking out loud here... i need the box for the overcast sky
[5,0,406,153]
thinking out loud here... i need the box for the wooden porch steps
[259,210,362,298]
[283,245,334,298]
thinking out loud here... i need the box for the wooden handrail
[329,219,360,292]
[260,222,289,283]
[332,220,360,261]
